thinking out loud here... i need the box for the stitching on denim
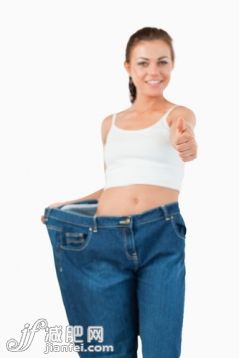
[122,227,138,261]
[170,216,186,240]
[122,228,131,260]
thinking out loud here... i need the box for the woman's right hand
[41,202,64,224]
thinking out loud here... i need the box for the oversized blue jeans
[43,199,187,357]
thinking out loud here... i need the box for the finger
[176,133,194,145]
[176,116,187,134]
[176,140,194,151]
[176,144,190,152]
[179,150,197,161]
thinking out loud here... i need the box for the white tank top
[103,105,185,191]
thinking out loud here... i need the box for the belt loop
[92,214,98,232]
[161,205,171,221]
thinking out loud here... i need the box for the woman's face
[124,39,174,97]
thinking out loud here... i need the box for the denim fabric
[43,199,187,357]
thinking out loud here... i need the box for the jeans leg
[45,220,139,357]
[137,215,186,358]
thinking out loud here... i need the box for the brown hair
[125,27,175,103]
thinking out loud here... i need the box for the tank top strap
[111,113,117,126]
[164,105,178,116]
[111,106,178,130]
[160,105,179,128]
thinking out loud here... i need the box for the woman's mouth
[145,80,163,88]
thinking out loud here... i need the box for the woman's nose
[147,64,160,75]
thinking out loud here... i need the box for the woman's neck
[131,95,169,113]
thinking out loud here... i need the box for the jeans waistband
[43,199,181,231]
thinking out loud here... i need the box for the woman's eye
[138,61,168,66]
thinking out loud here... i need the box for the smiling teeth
[147,80,161,84]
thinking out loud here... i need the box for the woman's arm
[41,188,104,223]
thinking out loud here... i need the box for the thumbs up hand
[171,116,197,162]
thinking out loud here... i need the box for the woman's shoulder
[101,108,130,126]
[172,104,195,114]
[168,104,197,127]
[101,112,119,145]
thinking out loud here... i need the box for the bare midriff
[95,184,179,216]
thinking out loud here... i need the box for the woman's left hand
[172,116,198,162]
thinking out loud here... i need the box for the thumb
[176,116,186,134]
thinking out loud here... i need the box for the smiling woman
[42,26,197,358]
[126,42,174,98]
[96,31,196,216]
[124,28,175,104]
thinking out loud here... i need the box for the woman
[42,27,197,358]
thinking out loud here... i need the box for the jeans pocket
[60,226,93,252]
[170,212,187,240]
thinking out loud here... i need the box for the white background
[1,0,239,357]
